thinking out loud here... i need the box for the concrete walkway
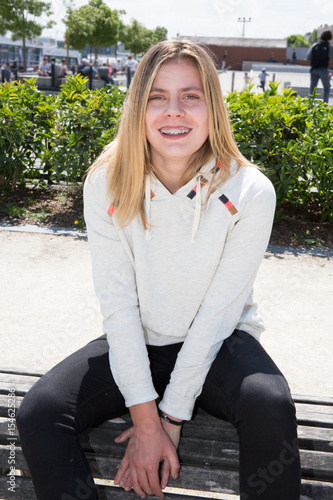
[1,225,332,399]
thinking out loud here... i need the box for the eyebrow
[149,86,204,93]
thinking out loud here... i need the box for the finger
[145,468,164,498]
[135,468,155,497]
[130,467,147,499]
[122,468,133,491]
[168,451,180,480]
[114,455,130,485]
[161,458,171,490]
[114,426,134,443]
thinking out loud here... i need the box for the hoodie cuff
[120,379,159,409]
[159,387,195,421]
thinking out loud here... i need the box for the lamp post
[238,17,251,37]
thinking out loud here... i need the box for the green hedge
[0,77,332,222]
[226,82,333,222]
[0,75,125,188]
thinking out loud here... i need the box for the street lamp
[238,17,252,37]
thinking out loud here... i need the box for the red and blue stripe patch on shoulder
[107,204,116,215]
[219,194,238,216]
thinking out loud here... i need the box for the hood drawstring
[144,175,152,240]
[191,175,203,244]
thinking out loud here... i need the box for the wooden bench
[0,369,332,499]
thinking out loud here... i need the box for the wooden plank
[0,476,238,500]
[1,474,333,500]
[297,405,333,419]
[293,395,333,407]
[301,479,333,500]
[0,369,45,378]
[0,445,29,471]
[0,475,36,500]
[2,417,333,481]
[0,370,332,428]
[0,395,23,419]
[88,455,240,496]
[297,425,333,453]
[0,373,39,397]
[296,408,333,429]
[1,448,333,500]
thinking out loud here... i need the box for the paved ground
[1,225,332,399]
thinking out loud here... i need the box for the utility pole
[238,17,252,37]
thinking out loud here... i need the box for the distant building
[179,36,287,70]
[317,24,333,36]
[0,35,43,68]
[0,35,81,69]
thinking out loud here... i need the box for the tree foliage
[64,0,125,59]
[0,0,54,69]
[286,34,310,47]
[120,19,167,55]
[308,29,319,45]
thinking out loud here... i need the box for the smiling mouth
[159,128,191,136]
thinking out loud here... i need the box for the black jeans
[17,330,301,500]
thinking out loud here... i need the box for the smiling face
[145,59,209,182]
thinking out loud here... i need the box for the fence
[219,70,332,101]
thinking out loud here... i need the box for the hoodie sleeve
[306,45,313,62]
[159,172,276,420]
[84,171,158,407]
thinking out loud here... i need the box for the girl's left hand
[114,422,181,495]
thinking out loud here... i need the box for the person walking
[125,54,137,88]
[17,39,301,500]
[307,29,333,103]
[258,68,269,91]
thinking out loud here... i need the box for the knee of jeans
[238,373,296,428]
[17,381,72,438]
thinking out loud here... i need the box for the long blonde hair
[88,39,251,228]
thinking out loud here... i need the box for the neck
[152,158,192,194]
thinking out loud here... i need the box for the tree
[120,19,167,55]
[64,0,125,60]
[308,29,319,45]
[0,0,54,70]
[286,34,310,47]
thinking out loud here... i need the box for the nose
[164,97,185,117]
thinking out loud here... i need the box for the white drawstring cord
[144,175,152,240]
[191,175,202,243]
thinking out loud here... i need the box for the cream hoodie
[83,158,276,420]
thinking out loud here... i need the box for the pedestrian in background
[125,54,137,89]
[258,68,269,91]
[307,29,333,103]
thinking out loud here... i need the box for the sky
[44,0,333,42]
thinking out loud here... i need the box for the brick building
[181,36,288,70]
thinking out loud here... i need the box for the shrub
[0,79,55,190]
[0,77,332,222]
[47,75,125,184]
[226,82,333,222]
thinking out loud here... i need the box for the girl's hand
[114,403,180,498]
[115,421,182,492]
[159,418,182,489]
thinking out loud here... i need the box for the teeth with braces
[160,129,190,135]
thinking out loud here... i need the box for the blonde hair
[89,39,252,228]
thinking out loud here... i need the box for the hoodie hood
[144,157,224,243]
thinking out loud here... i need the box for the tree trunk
[22,36,27,71]
[66,31,70,66]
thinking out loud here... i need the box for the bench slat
[1,446,333,500]
[0,373,39,396]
